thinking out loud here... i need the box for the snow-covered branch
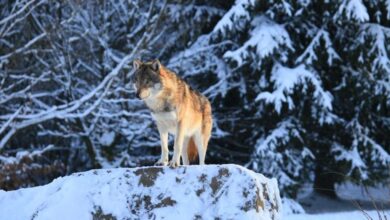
[256,64,333,115]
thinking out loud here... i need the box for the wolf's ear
[151,59,161,71]
[133,59,142,70]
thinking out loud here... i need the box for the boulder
[0,164,281,220]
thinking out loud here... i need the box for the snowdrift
[0,164,281,220]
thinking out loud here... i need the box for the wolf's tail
[187,137,198,162]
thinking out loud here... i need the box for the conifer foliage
[171,0,390,197]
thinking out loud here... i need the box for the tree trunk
[75,119,101,169]
[314,164,338,198]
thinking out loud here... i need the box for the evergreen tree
[171,0,390,199]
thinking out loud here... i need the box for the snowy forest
[0,0,389,206]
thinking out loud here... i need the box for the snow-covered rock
[0,164,281,220]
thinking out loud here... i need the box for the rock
[0,164,281,220]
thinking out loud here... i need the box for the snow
[99,131,115,146]
[249,119,315,192]
[0,164,282,220]
[1,2,390,218]
[336,181,390,203]
[224,16,292,66]
[332,142,367,177]
[284,188,390,220]
[345,119,390,179]
[359,23,390,96]
[281,197,305,215]
[387,0,390,19]
[0,145,54,164]
[0,53,133,150]
[256,64,332,114]
[336,0,369,22]
[213,0,255,35]
[284,210,390,220]
[296,29,340,66]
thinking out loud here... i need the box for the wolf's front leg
[155,131,169,166]
[169,125,185,168]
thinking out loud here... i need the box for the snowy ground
[299,191,390,213]
[284,210,390,220]
[284,182,390,220]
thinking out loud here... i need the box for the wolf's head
[131,59,163,99]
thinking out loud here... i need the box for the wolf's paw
[154,159,168,166]
[168,160,180,168]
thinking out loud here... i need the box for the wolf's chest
[144,97,174,113]
[151,111,177,133]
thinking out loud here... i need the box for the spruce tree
[171,0,390,199]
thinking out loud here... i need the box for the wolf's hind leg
[203,134,210,156]
[194,132,206,165]
[202,129,211,164]
[199,113,212,165]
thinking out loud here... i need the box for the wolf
[131,59,212,167]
